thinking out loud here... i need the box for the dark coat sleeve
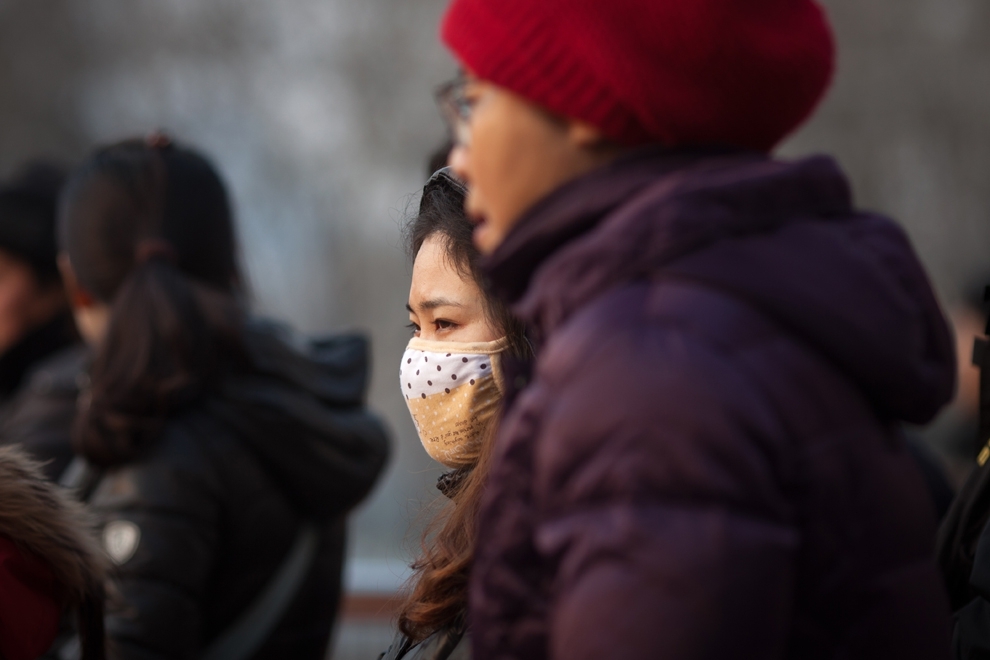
[531,325,798,660]
[0,346,85,481]
[90,430,223,660]
[953,520,990,658]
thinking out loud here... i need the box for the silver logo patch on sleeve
[103,520,141,565]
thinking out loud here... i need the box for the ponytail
[75,257,245,466]
[62,138,245,468]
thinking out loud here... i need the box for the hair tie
[146,131,173,150]
[135,238,177,265]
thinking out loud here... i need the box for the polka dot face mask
[400,336,508,469]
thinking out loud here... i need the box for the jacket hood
[211,320,389,521]
[0,445,107,603]
[484,149,955,425]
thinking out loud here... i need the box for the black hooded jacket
[77,320,389,660]
[0,310,79,408]
[0,342,86,481]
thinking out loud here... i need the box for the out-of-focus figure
[56,137,389,660]
[436,0,957,658]
[378,167,528,660]
[936,282,990,658]
[920,282,988,487]
[0,445,106,660]
[0,162,73,380]
[0,162,82,479]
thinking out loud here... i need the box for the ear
[57,253,96,309]
[567,119,612,150]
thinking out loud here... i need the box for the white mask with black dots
[400,336,508,469]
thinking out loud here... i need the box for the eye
[454,97,473,120]
[406,322,420,336]
[435,319,456,331]
[460,83,485,114]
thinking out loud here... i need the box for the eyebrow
[406,298,465,313]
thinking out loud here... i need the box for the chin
[473,225,500,255]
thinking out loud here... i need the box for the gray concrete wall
[1,0,987,575]
[783,0,990,302]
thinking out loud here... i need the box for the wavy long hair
[397,170,528,641]
[59,138,247,467]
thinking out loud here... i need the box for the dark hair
[59,138,246,467]
[398,169,529,641]
[0,161,68,284]
[406,171,529,357]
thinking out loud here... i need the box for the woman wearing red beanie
[437,1,956,659]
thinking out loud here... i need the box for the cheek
[467,97,563,232]
[469,101,532,213]
[466,114,507,211]
[456,317,503,344]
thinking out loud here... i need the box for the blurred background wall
[1,0,988,655]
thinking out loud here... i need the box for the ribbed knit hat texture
[441,0,836,151]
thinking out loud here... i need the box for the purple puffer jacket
[471,149,956,660]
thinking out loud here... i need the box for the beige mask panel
[400,337,508,469]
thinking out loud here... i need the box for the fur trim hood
[0,445,106,604]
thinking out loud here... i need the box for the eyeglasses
[435,76,473,147]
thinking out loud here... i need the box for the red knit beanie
[441,0,835,152]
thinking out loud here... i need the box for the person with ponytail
[57,135,389,660]
[380,167,529,660]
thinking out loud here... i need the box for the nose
[447,144,469,183]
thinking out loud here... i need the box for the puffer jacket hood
[213,320,390,521]
[485,148,955,425]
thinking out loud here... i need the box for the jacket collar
[481,147,727,309]
[482,147,840,340]
[479,147,955,427]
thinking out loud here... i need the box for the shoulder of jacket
[89,407,236,510]
[24,345,89,395]
[538,277,776,389]
[382,625,469,660]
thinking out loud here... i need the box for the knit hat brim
[442,0,835,151]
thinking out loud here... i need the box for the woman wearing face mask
[56,136,389,660]
[381,168,529,660]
